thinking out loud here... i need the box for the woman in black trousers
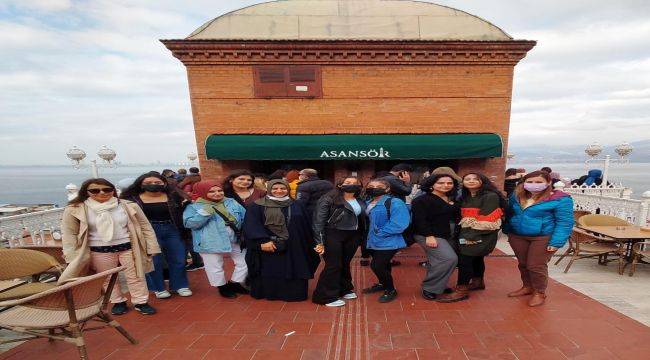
[312,176,366,307]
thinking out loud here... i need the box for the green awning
[205,134,502,160]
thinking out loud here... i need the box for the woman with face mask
[503,170,574,307]
[311,176,367,307]
[121,172,192,299]
[183,181,247,298]
[242,179,320,302]
[362,179,410,303]
[61,178,160,316]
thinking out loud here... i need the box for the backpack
[383,197,416,247]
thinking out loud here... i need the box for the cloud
[1,0,649,164]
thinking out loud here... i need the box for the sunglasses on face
[87,188,114,194]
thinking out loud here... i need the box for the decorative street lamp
[187,152,198,163]
[66,145,118,178]
[584,141,633,187]
[507,153,515,160]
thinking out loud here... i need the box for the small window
[254,65,322,98]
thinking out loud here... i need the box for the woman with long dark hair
[242,179,320,301]
[504,170,573,306]
[61,178,159,315]
[311,176,366,307]
[455,173,505,297]
[411,174,467,303]
[121,172,192,299]
[223,169,266,207]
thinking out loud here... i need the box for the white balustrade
[0,208,64,248]
[561,183,631,199]
[557,183,650,226]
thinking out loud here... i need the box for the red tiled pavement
[2,247,649,360]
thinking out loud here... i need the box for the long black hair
[460,172,507,204]
[324,176,363,206]
[419,173,458,197]
[68,178,117,205]
[222,169,255,195]
[120,171,175,200]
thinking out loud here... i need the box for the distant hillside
[508,140,650,163]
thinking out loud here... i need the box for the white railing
[556,183,650,226]
[562,183,632,199]
[0,208,64,248]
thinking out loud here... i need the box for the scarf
[254,179,292,240]
[195,197,236,223]
[84,197,119,243]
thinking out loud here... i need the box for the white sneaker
[325,299,346,307]
[176,288,193,297]
[155,290,171,299]
[342,292,357,300]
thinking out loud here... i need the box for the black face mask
[142,184,166,193]
[365,188,387,197]
[340,184,362,193]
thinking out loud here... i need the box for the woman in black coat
[243,179,320,301]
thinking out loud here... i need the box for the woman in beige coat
[61,178,161,315]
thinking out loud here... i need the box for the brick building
[163,0,535,185]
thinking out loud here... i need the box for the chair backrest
[26,246,66,265]
[0,249,61,280]
[571,227,604,244]
[578,214,631,227]
[1,266,125,311]
[573,210,591,224]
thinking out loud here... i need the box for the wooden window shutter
[254,66,288,97]
[287,65,322,98]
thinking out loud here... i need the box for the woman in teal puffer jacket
[183,180,247,298]
[504,170,574,307]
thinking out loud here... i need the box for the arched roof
[187,0,512,41]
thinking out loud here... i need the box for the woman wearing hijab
[242,179,320,301]
[183,181,247,298]
[61,178,160,315]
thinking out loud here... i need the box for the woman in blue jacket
[504,170,574,307]
[183,180,247,298]
[362,179,410,303]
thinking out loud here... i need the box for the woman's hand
[425,236,438,248]
[261,241,276,252]
[546,246,558,252]
[314,243,324,255]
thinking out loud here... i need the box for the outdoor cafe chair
[629,241,649,277]
[577,214,631,227]
[0,249,63,301]
[554,227,625,274]
[0,266,137,360]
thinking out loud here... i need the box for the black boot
[218,284,237,298]
[228,281,250,294]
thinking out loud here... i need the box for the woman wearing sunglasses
[61,178,160,315]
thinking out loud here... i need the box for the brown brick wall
[185,64,514,186]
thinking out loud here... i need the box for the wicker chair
[0,266,136,360]
[573,210,591,224]
[0,249,63,301]
[629,241,649,277]
[554,227,625,274]
[577,214,631,227]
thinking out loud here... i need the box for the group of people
[60,163,574,316]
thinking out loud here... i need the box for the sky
[0,0,649,165]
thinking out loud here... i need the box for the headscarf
[254,179,292,240]
[584,169,602,186]
[193,180,235,222]
[84,197,119,242]
[430,166,462,182]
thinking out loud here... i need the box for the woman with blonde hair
[504,170,573,307]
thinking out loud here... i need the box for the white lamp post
[66,145,118,178]
[187,152,198,164]
[584,141,633,187]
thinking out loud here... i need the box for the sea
[0,163,649,207]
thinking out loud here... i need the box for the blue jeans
[146,222,189,292]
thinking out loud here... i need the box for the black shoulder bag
[383,197,416,247]
[211,207,242,244]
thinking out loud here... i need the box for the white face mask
[267,195,290,201]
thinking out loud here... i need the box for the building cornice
[161,40,536,66]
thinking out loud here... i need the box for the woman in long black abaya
[243,179,320,301]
